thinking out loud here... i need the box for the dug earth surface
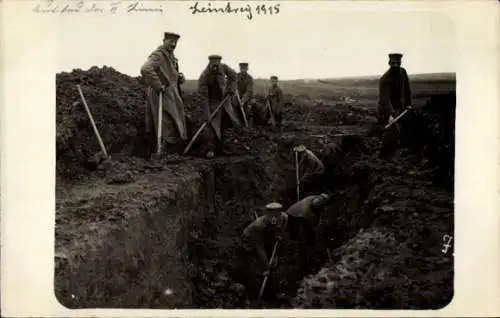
[55,68,454,309]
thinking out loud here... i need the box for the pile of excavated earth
[55,66,455,309]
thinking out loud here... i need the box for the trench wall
[54,153,299,308]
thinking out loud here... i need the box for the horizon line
[56,66,456,81]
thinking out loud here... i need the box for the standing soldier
[236,62,254,126]
[266,75,285,127]
[198,55,242,158]
[140,32,188,158]
[377,53,412,159]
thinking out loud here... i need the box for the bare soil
[55,67,455,309]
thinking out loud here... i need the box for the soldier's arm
[222,64,237,94]
[403,69,412,107]
[140,51,166,91]
[245,223,269,268]
[378,77,394,117]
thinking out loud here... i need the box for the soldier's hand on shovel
[155,84,166,93]
[293,145,306,153]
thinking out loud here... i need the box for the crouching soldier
[233,202,288,303]
[285,193,330,270]
[233,195,331,302]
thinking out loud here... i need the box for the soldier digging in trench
[198,55,242,158]
[377,53,412,160]
[266,75,285,128]
[140,32,188,159]
[284,193,331,271]
[233,202,289,304]
[234,194,331,303]
[235,62,254,126]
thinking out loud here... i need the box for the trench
[55,134,374,309]
[185,136,376,308]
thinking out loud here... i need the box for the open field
[55,67,455,309]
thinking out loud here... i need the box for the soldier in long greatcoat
[235,62,254,125]
[266,75,285,127]
[377,53,412,159]
[140,32,187,157]
[198,55,242,158]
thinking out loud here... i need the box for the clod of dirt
[106,170,135,185]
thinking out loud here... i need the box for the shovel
[76,85,109,160]
[266,99,277,128]
[258,240,279,301]
[156,93,163,157]
[183,95,231,155]
[236,91,249,128]
[384,106,413,129]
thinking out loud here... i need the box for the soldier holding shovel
[377,53,412,160]
[233,202,288,304]
[197,55,242,158]
[140,32,188,160]
[266,75,285,128]
[235,62,253,127]
[234,194,331,304]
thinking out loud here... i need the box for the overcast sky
[49,1,456,79]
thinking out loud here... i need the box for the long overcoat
[140,45,187,143]
[198,64,242,139]
[377,67,412,122]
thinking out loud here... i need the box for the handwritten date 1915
[189,2,281,20]
[255,4,280,15]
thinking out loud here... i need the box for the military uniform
[377,53,412,158]
[233,203,287,302]
[197,55,242,156]
[140,32,187,156]
[267,76,285,126]
[285,194,330,269]
[236,62,254,125]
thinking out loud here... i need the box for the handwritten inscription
[189,2,281,20]
[441,234,453,254]
[32,0,164,14]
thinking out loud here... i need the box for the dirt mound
[56,66,148,180]
[399,92,456,189]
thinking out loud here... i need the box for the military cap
[388,53,403,59]
[239,62,249,67]
[270,75,278,80]
[164,32,180,40]
[208,54,222,60]
[266,202,283,210]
